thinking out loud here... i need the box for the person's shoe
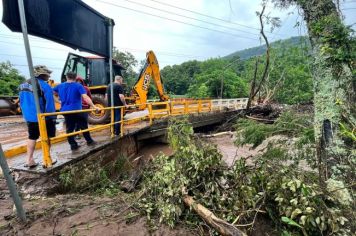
[75,135,81,140]
[87,140,96,146]
[71,145,79,151]
[24,163,38,169]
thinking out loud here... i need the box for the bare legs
[26,139,36,166]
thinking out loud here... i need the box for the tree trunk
[246,58,259,110]
[296,0,355,180]
[246,4,270,110]
[183,195,247,236]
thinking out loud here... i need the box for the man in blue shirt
[19,65,56,168]
[53,71,99,151]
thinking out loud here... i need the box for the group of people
[19,65,127,168]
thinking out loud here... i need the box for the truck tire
[88,95,110,124]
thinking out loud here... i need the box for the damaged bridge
[2,99,247,194]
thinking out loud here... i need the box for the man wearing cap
[19,65,56,168]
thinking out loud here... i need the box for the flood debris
[183,195,247,236]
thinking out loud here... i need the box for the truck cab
[60,53,125,124]
[61,53,124,86]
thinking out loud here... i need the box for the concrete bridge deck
[2,99,247,176]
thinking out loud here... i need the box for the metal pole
[17,0,41,115]
[0,144,26,222]
[108,21,114,137]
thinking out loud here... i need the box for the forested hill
[224,36,309,60]
[159,35,313,105]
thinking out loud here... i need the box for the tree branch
[252,4,270,98]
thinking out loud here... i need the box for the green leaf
[281,230,292,236]
[281,216,303,229]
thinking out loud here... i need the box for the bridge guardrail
[6,98,248,167]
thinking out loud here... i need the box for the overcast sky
[0,0,355,82]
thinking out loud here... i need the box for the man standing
[53,71,98,151]
[106,76,128,136]
[75,76,92,139]
[19,65,56,168]
[75,76,92,111]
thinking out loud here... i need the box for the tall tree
[274,0,355,180]
[112,48,138,88]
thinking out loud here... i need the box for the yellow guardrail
[5,98,248,168]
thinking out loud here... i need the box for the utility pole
[220,74,224,99]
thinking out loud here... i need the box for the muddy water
[208,133,257,166]
[136,140,173,161]
[136,133,255,166]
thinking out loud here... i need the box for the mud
[0,116,28,150]
[0,185,195,236]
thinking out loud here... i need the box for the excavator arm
[130,50,169,109]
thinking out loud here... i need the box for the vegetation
[273,0,355,183]
[0,61,25,96]
[59,153,129,196]
[235,110,314,148]
[224,36,310,60]
[139,114,354,235]
[113,48,139,89]
[160,36,313,104]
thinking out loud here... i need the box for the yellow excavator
[127,50,169,110]
[0,50,169,124]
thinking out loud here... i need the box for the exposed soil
[0,181,195,236]
[0,116,28,150]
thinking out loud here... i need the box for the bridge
[2,98,247,193]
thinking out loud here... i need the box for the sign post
[108,20,115,137]
[17,0,41,115]
[0,144,26,222]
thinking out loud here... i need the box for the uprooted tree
[273,0,355,181]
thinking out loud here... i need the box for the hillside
[224,36,310,60]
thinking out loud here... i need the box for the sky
[0,0,355,82]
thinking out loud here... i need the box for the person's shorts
[27,119,56,140]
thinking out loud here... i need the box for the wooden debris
[120,156,144,192]
[246,115,275,124]
[199,131,234,138]
[183,195,247,236]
